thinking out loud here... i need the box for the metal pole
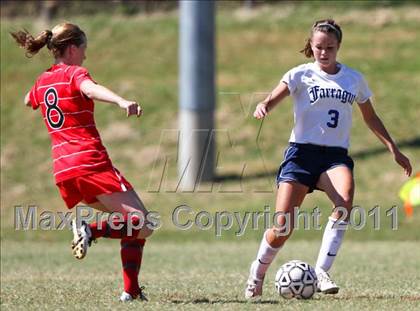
[178,0,215,191]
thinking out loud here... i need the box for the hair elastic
[315,23,342,41]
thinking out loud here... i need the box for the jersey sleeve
[29,83,40,110]
[281,66,302,94]
[71,66,96,92]
[355,74,372,104]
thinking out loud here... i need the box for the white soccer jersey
[281,62,372,149]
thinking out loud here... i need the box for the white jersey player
[245,19,412,299]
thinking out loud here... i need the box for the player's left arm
[357,99,412,176]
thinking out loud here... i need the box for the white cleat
[120,292,135,302]
[120,287,148,302]
[316,268,339,294]
[71,219,92,260]
[245,260,264,299]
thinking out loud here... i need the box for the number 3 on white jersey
[327,109,339,128]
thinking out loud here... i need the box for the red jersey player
[11,23,152,302]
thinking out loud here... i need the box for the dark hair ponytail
[10,29,53,58]
[300,37,312,58]
[11,23,85,59]
[300,19,343,58]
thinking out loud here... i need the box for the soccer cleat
[120,287,148,302]
[245,260,264,299]
[316,268,339,294]
[71,219,93,260]
[120,292,134,302]
[138,286,149,301]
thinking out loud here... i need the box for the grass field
[1,2,420,310]
[1,240,420,310]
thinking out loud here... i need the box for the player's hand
[253,103,269,119]
[24,92,31,107]
[118,100,143,118]
[393,149,412,177]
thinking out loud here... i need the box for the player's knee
[341,194,353,207]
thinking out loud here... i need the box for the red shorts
[57,168,133,209]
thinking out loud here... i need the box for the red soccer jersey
[29,63,113,183]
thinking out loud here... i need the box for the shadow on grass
[170,298,280,304]
[329,294,420,301]
[351,136,420,159]
[168,294,420,304]
[215,136,420,182]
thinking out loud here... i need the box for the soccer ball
[275,260,317,299]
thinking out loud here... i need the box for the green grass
[1,240,419,310]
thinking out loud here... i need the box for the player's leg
[94,190,152,301]
[67,170,152,301]
[95,189,153,239]
[74,190,152,242]
[73,195,151,300]
[74,190,151,299]
[315,165,354,294]
[245,181,308,299]
[71,199,135,256]
[257,181,309,270]
[70,200,109,259]
[59,177,111,260]
[119,237,148,302]
[75,168,154,240]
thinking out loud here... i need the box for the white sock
[253,230,282,279]
[315,216,348,273]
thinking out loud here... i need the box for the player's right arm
[80,80,142,117]
[253,81,290,119]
